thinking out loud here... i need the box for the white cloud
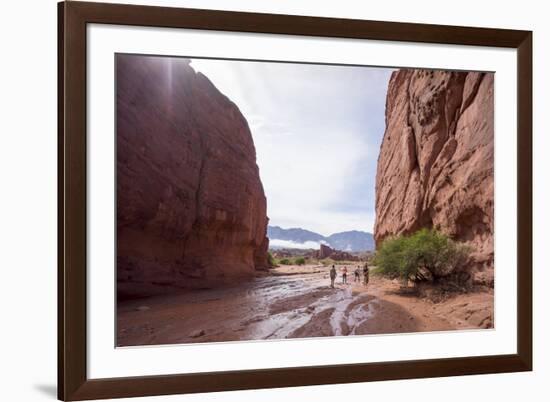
[268,239,325,250]
[271,209,375,238]
[190,59,392,235]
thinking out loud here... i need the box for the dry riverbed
[117,264,493,346]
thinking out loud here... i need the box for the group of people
[329,263,369,288]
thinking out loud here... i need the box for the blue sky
[190,58,393,236]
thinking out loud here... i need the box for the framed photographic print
[58,1,532,400]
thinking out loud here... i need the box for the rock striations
[117,55,268,299]
[374,69,494,275]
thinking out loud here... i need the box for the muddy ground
[117,264,493,346]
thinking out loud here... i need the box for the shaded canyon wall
[374,69,494,275]
[117,55,268,299]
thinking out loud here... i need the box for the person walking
[363,262,369,285]
[342,266,348,284]
[329,265,337,288]
[354,266,360,282]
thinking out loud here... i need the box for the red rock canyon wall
[117,55,268,298]
[374,69,494,274]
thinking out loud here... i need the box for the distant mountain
[267,226,325,243]
[267,226,374,252]
[327,230,375,252]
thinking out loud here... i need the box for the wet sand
[117,264,493,346]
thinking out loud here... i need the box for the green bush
[267,252,276,267]
[279,258,291,265]
[374,229,471,285]
[294,257,306,265]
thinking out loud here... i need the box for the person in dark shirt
[329,265,337,288]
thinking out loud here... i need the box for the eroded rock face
[374,69,494,274]
[117,55,268,299]
[317,244,333,259]
[315,244,359,262]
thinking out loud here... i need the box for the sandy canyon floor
[117,265,493,347]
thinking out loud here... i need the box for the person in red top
[342,266,348,284]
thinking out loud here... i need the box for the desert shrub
[374,229,471,285]
[294,257,306,265]
[371,264,399,278]
[278,258,291,265]
[267,252,276,267]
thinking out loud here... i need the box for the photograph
[115,53,494,347]
[1,0,541,400]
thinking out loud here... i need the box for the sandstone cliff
[374,69,494,276]
[116,55,268,299]
[316,244,359,262]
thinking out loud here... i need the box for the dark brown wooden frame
[58,1,532,400]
